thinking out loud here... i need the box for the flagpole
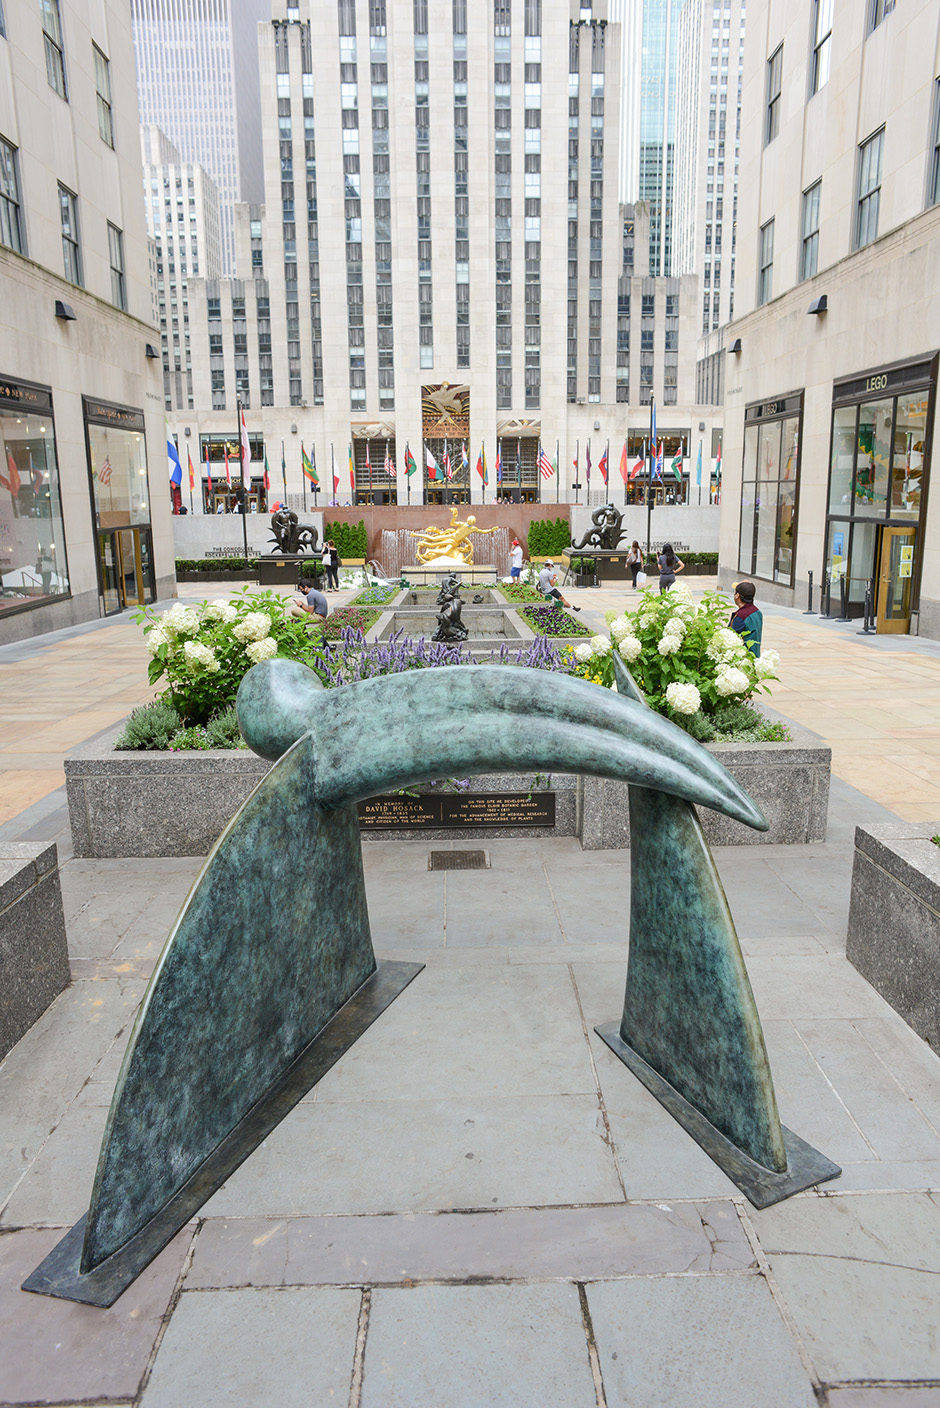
[444,435,449,506]
[605,440,609,500]
[646,430,653,557]
[574,439,579,506]
[312,444,318,508]
[555,438,559,506]
[330,442,335,506]
[237,397,249,567]
[301,443,307,514]
[406,441,411,505]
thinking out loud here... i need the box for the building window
[857,128,884,249]
[930,80,940,207]
[0,137,24,254]
[800,181,820,280]
[108,223,125,309]
[758,219,774,305]
[93,45,113,146]
[40,0,67,98]
[869,0,895,32]
[0,380,70,610]
[57,184,81,285]
[811,0,831,95]
[765,45,782,144]
[739,399,802,587]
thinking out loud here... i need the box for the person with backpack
[729,580,763,656]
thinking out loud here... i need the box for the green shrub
[527,517,572,557]
[325,518,368,558]
[114,700,182,750]
[204,707,246,748]
[175,557,260,573]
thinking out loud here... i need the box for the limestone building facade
[721,0,940,639]
[0,0,175,643]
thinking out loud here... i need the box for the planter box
[176,571,257,583]
[847,823,940,1048]
[577,716,831,850]
[67,713,830,858]
[0,842,70,1059]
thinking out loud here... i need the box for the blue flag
[167,439,183,486]
[695,442,702,487]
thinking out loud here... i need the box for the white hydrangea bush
[134,585,324,726]
[593,584,781,731]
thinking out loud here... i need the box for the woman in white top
[321,541,332,591]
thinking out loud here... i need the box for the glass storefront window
[87,421,150,529]
[740,398,801,586]
[777,417,800,582]
[891,391,927,521]
[0,386,69,612]
[853,397,892,517]
[829,405,856,513]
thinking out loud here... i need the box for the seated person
[537,560,581,611]
[729,580,762,656]
[286,577,329,623]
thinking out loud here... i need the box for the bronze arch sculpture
[24,657,839,1307]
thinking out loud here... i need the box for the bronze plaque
[358,792,555,829]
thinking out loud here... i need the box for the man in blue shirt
[729,580,762,656]
[296,578,329,622]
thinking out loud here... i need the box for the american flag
[538,443,554,480]
[443,446,453,479]
[384,445,394,477]
[99,455,113,486]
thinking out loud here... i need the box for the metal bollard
[836,573,851,622]
[858,581,874,634]
[803,569,815,614]
[824,572,832,617]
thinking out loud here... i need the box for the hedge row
[324,518,368,558]
[526,518,572,556]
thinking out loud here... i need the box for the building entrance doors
[98,527,154,614]
[875,525,917,634]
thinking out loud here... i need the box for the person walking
[328,539,341,591]
[729,580,763,656]
[537,560,581,611]
[657,542,684,594]
[627,540,643,589]
[321,539,332,591]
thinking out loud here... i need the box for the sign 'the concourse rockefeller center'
[358,791,556,830]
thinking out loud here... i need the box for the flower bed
[348,584,398,607]
[518,604,592,637]
[320,606,381,639]
[497,582,544,603]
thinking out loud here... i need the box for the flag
[716,441,722,481]
[671,451,683,483]
[263,449,271,491]
[348,443,355,493]
[1,449,21,496]
[384,444,394,478]
[224,445,231,487]
[167,439,183,486]
[630,456,644,480]
[187,449,195,492]
[696,442,702,487]
[496,445,502,485]
[572,447,578,477]
[655,442,664,481]
[538,442,554,480]
[515,442,522,486]
[651,400,657,448]
[332,445,339,493]
[443,445,453,479]
[476,445,487,486]
[365,441,372,478]
[461,442,469,475]
[301,443,318,486]
[405,444,417,477]
[281,442,286,485]
[619,441,628,483]
[426,446,442,481]
[239,408,252,489]
[205,444,212,491]
[99,455,113,486]
[585,442,591,484]
[598,444,609,486]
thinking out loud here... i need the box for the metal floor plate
[428,850,490,871]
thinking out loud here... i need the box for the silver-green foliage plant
[604,584,782,734]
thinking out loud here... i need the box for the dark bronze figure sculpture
[24,655,839,1309]
[269,507,319,556]
[432,574,469,642]
[572,503,626,552]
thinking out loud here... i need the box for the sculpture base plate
[595,1021,841,1208]
[23,960,424,1308]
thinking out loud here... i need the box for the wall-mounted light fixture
[728,338,742,354]
[593,420,601,431]
[184,427,191,437]
[699,421,706,432]
[54,301,76,321]
[290,423,298,434]
[145,343,159,357]
[807,295,828,315]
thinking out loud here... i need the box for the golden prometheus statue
[409,506,499,565]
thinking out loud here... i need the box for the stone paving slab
[185,1200,754,1289]
[586,1273,818,1408]
[0,1226,192,1405]
[138,1285,362,1408]
[360,1282,598,1408]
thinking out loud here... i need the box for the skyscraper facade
[131,0,270,274]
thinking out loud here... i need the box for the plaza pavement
[1,576,940,1404]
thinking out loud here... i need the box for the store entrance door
[98,527,154,614]
[875,526,916,634]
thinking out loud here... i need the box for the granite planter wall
[0,842,70,1058]
[847,823,940,1048]
[67,712,830,858]
[577,717,831,850]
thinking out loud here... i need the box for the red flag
[239,408,252,489]
[205,444,212,491]
[629,457,644,480]
[619,441,628,483]
[365,442,371,473]
[598,445,608,485]
[187,449,195,491]
[1,450,21,496]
